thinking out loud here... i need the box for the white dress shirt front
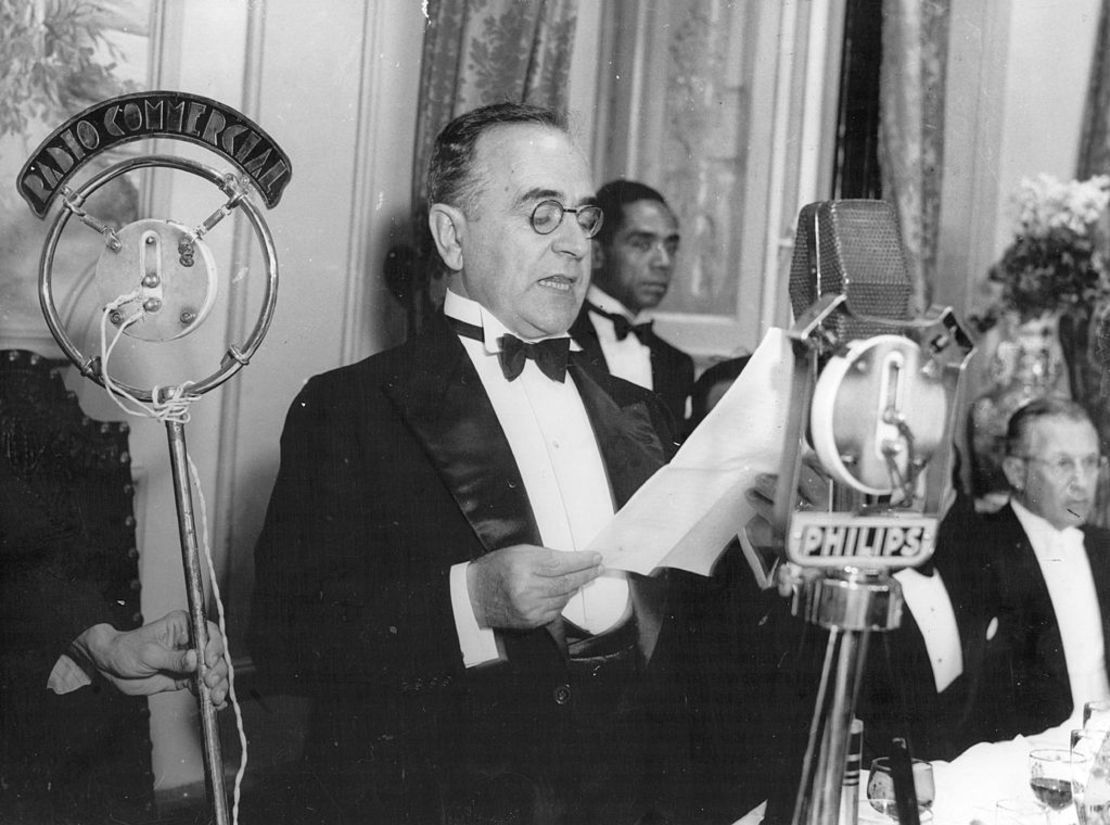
[444,290,631,667]
[1011,498,1110,711]
[893,568,964,693]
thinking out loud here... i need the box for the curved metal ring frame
[38,155,279,401]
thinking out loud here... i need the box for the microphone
[779,200,975,825]
[776,198,975,570]
[788,200,943,499]
[788,200,912,342]
[96,219,219,342]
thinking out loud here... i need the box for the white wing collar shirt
[1011,498,1110,711]
[892,566,964,694]
[444,289,631,667]
[584,285,654,391]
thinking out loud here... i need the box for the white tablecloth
[734,713,1084,825]
[926,717,1077,825]
[851,716,1082,825]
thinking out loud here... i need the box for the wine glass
[1030,748,1077,825]
[863,797,933,824]
[1074,728,1108,764]
[1085,701,1110,732]
[867,757,936,818]
[1072,729,1109,825]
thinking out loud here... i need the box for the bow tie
[587,303,653,344]
[498,334,570,382]
[449,317,570,382]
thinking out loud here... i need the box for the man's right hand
[75,611,229,706]
[466,545,603,630]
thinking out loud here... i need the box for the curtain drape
[387,0,579,336]
[878,0,951,315]
[412,0,578,209]
[1078,0,1110,180]
[1073,0,1110,526]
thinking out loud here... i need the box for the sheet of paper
[587,327,795,576]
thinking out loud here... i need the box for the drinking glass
[1071,749,1094,825]
[1073,729,1110,825]
[1074,729,1108,764]
[1030,748,1077,825]
[1085,701,1110,732]
[863,797,933,824]
[866,757,936,817]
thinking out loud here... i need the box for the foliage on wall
[0,0,135,137]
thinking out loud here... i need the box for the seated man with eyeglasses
[968,397,1110,741]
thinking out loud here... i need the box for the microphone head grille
[789,200,912,341]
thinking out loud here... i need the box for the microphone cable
[98,291,249,825]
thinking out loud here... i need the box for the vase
[1072,299,1110,528]
[968,310,1071,504]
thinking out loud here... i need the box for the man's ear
[1001,455,1026,492]
[428,203,466,273]
[591,238,605,273]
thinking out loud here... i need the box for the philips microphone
[788,200,912,343]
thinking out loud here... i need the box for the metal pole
[814,625,871,825]
[165,419,229,825]
[793,571,900,825]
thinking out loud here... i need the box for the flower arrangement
[982,173,1110,325]
[0,0,134,138]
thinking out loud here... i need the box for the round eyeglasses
[1016,454,1107,479]
[530,200,604,238]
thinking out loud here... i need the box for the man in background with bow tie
[570,179,694,432]
[249,103,698,824]
[967,397,1110,741]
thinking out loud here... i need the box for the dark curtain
[1074,0,1110,526]
[878,0,951,315]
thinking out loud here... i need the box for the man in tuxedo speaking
[570,179,695,431]
[249,103,692,824]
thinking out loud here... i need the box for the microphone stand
[166,416,229,825]
[36,155,281,825]
[789,568,902,825]
[775,294,972,825]
[772,296,895,825]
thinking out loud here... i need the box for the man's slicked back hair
[1004,396,1094,458]
[594,179,671,246]
[426,102,568,215]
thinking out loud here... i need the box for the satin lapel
[569,311,609,374]
[1000,507,1069,686]
[570,356,669,660]
[1082,526,1110,676]
[569,356,665,507]
[1001,509,1054,617]
[382,321,540,557]
[647,337,674,394]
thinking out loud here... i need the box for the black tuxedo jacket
[974,503,1110,741]
[570,307,694,430]
[248,314,683,819]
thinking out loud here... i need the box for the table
[735,714,1083,825]
[924,717,1077,825]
